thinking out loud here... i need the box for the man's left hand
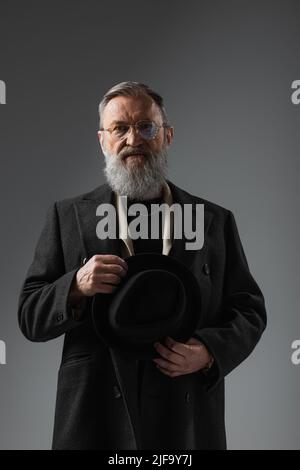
[153,336,213,377]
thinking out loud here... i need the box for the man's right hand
[70,255,128,301]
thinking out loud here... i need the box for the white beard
[102,145,168,200]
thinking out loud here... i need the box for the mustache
[119,147,152,160]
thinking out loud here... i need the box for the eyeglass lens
[112,121,158,140]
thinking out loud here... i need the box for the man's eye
[138,122,152,131]
[114,125,129,134]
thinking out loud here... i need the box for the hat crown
[109,270,186,342]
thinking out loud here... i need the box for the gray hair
[98,81,169,128]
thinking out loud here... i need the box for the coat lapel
[167,180,214,268]
[73,184,121,260]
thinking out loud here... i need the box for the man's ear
[97,130,104,150]
[165,126,174,146]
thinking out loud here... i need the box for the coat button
[185,392,190,404]
[55,314,64,323]
[82,257,87,265]
[113,385,122,399]
[202,263,210,275]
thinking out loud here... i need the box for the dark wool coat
[18,180,267,450]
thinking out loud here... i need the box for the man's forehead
[102,95,161,125]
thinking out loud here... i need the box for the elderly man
[18,81,267,450]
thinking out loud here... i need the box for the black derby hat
[92,253,202,359]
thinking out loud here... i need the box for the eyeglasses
[100,120,169,141]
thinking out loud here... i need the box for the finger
[154,337,186,362]
[97,273,122,285]
[154,342,184,366]
[153,357,182,372]
[97,255,128,270]
[186,337,203,346]
[95,263,127,277]
[86,272,122,288]
[156,364,181,378]
[165,336,192,356]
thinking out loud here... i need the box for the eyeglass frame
[99,120,171,141]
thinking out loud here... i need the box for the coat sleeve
[18,202,85,342]
[194,210,267,389]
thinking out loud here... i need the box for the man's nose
[125,126,143,146]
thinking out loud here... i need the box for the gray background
[0,0,299,450]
